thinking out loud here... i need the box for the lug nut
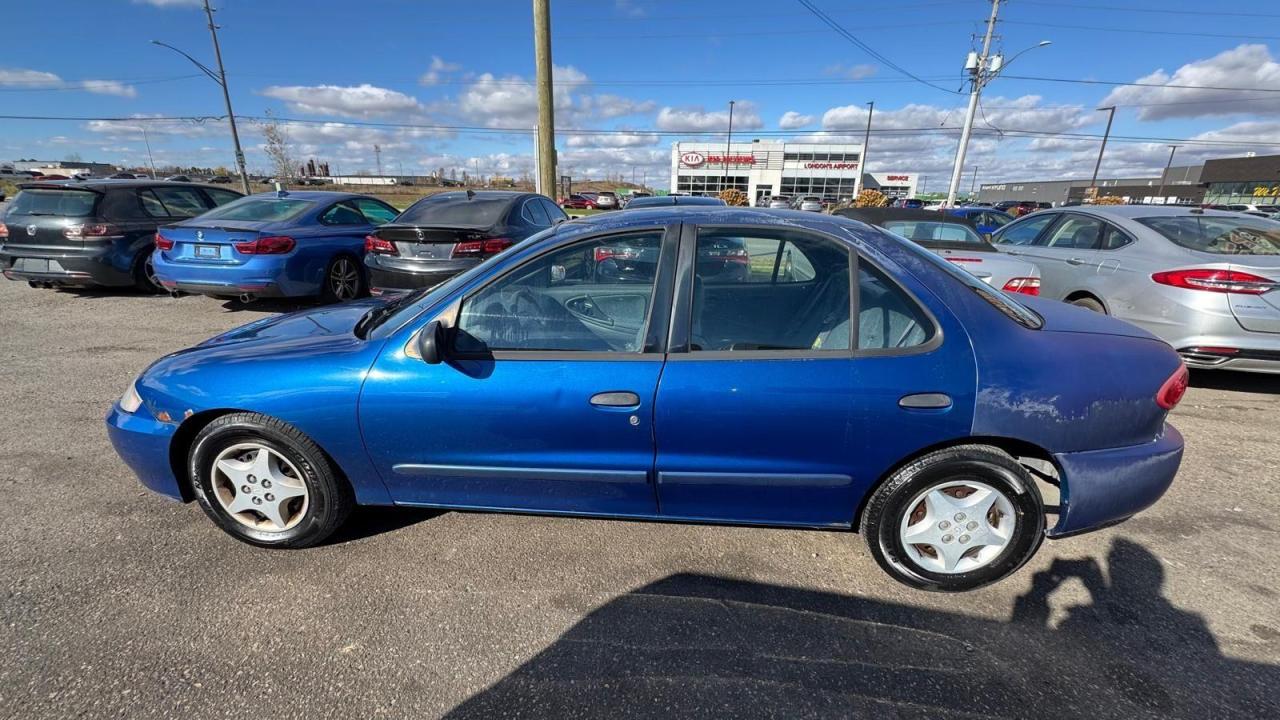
[261,479,272,489]
[954,513,966,522]
[967,521,978,530]
[939,521,951,529]
[241,485,251,493]
[959,534,971,544]
[265,493,275,502]
[941,534,954,543]
[251,497,262,505]
[247,475,257,484]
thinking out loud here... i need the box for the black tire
[1069,296,1106,314]
[861,445,1045,592]
[188,412,354,548]
[132,246,164,294]
[321,254,366,303]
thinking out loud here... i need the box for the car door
[1019,213,1105,298]
[652,224,976,527]
[358,224,679,515]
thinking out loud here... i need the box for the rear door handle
[590,391,640,408]
[1066,257,1086,265]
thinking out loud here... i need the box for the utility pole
[970,165,978,198]
[533,0,556,198]
[1156,144,1179,205]
[202,0,250,195]
[1088,105,1117,201]
[724,100,736,191]
[141,124,158,179]
[374,144,383,176]
[945,0,1001,207]
[854,101,873,197]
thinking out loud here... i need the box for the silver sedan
[992,205,1280,373]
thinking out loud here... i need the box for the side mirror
[416,320,448,364]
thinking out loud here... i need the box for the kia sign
[680,151,706,167]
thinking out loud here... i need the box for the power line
[1015,0,1280,19]
[1001,74,1280,94]
[1002,19,1280,42]
[0,74,205,92]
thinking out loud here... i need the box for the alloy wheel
[210,442,309,532]
[897,480,1017,574]
[329,258,360,300]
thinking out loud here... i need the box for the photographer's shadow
[445,538,1277,719]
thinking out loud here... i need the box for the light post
[853,101,873,198]
[724,100,735,194]
[1088,106,1117,202]
[152,3,250,194]
[1156,144,1179,205]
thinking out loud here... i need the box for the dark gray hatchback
[0,180,242,291]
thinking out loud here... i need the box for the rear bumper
[1177,346,1280,374]
[0,244,134,286]
[105,403,184,501]
[1048,423,1183,537]
[365,254,475,292]
[153,255,297,298]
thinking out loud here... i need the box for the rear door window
[353,198,398,224]
[857,262,934,350]
[203,188,242,207]
[319,202,368,225]
[147,187,209,218]
[523,199,551,226]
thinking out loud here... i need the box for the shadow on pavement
[321,506,443,546]
[445,538,1277,719]
[1189,368,1280,395]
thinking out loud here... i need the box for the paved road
[0,280,1276,719]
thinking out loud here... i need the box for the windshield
[881,220,988,246]
[199,197,313,222]
[1137,215,1280,256]
[396,194,512,227]
[8,188,98,217]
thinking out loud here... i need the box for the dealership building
[670,140,918,205]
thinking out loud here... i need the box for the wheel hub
[898,481,1016,575]
[210,443,309,532]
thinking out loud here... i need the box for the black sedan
[364,190,567,294]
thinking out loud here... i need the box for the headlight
[119,382,144,413]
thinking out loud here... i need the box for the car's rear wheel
[861,445,1045,592]
[1069,296,1105,314]
[188,412,353,548]
[322,255,365,302]
[132,247,164,294]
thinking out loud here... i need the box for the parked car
[765,195,792,209]
[899,198,924,210]
[625,195,726,209]
[559,194,597,210]
[106,206,1186,592]
[795,196,824,212]
[622,192,651,207]
[164,175,193,183]
[0,180,243,291]
[947,206,1016,236]
[593,191,620,210]
[364,190,566,294]
[152,191,398,303]
[208,176,233,184]
[108,172,138,180]
[991,205,1280,373]
[835,207,1040,296]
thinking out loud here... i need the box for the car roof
[1042,204,1255,220]
[629,195,726,207]
[17,178,239,191]
[833,207,981,230]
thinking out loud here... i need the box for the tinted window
[200,197,313,222]
[1136,215,1280,256]
[993,214,1055,246]
[540,199,567,223]
[353,198,397,224]
[398,194,512,227]
[204,188,242,207]
[984,212,1011,228]
[139,190,168,218]
[1102,224,1134,250]
[857,263,934,350]
[1040,215,1103,249]
[455,231,664,353]
[8,189,98,217]
[148,187,209,218]
[882,220,985,245]
[691,230,849,351]
[319,202,367,225]
[523,199,550,226]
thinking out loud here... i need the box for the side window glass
[691,230,849,352]
[985,212,1010,228]
[1102,224,1134,250]
[204,188,242,207]
[455,231,663,354]
[524,199,550,226]
[541,199,567,223]
[138,190,169,218]
[993,214,1054,246]
[319,202,366,225]
[857,262,934,350]
[1042,215,1103,249]
[355,199,398,224]
[150,187,209,218]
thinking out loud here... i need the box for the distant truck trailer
[326,176,399,186]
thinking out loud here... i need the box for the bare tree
[260,111,296,182]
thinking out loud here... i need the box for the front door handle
[590,391,640,408]
[1066,257,1086,265]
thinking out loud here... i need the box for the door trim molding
[392,463,649,484]
[657,471,853,488]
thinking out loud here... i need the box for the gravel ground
[0,279,1276,719]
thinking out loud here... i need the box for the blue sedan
[106,207,1186,592]
[947,206,1015,236]
[152,191,399,302]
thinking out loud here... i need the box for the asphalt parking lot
[1,279,1277,719]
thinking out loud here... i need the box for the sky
[3,0,1280,191]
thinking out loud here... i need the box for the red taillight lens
[234,236,295,255]
[1002,277,1041,296]
[1155,363,1189,410]
[1151,268,1277,295]
[364,234,398,255]
[726,248,750,264]
[0,222,8,239]
[64,223,118,239]
[154,232,174,251]
[452,237,514,258]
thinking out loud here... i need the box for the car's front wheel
[188,413,353,547]
[861,445,1045,592]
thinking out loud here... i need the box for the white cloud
[131,0,202,6]
[779,111,814,129]
[260,83,425,118]
[79,79,138,98]
[0,67,137,97]
[457,65,590,127]
[588,94,657,119]
[824,63,877,80]
[1101,45,1280,121]
[566,131,659,148]
[656,104,763,132]
[0,68,61,86]
[419,56,461,86]
[85,114,212,138]
[615,0,646,17]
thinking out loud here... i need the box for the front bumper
[105,403,184,501]
[0,244,134,287]
[1048,423,1183,537]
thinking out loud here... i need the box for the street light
[151,0,250,194]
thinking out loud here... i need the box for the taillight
[1155,363,1189,410]
[1002,277,1041,296]
[594,246,640,262]
[64,223,119,239]
[1151,268,1277,295]
[154,232,174,251]
[725,248,750,264]
[234,236,295,255]
[365,234,398,255]
[452,237,515,258]
[0,222,7,239]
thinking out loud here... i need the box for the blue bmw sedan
[152,191,399,302]
[106,208,1186,591]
